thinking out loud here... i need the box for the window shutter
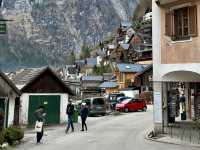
[189,5,198,37]
[165,12,173,37]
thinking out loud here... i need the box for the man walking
[80,103,89,131]
[65,100,74,133]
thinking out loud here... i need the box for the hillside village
[1,0,200,150]
[0,9,153,141]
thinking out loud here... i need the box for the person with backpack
[80,103,89,131]
[65,100,74,133]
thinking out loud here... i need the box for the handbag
[35,121,43,132]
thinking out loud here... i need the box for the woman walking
[34,106,46,144]
[80,103,89,131]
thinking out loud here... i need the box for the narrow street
[15,106,199,150]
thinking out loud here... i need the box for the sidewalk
[145,131,200,148]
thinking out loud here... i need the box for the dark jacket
[66,104,74,116]
[80,107,89,119]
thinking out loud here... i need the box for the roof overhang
[156,0,200,7]
[162,71,200,82]
[156,0,178,5]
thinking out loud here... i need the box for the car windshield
[121,99,132,104]
[117,97,130,101]
[93,98,105,105]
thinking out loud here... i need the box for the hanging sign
[154,91,162,123]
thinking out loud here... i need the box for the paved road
[14,106,199,150]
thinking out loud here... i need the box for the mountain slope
[0,0,143,71]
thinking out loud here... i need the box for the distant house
[75,60,86,73]
[0,71,20,128]
[135,64,153,92]
[115,64,147,89]
[64,80,81,99]
[99,82,118,94]
[10,67,73,126]
[103,73,115,82]
[120,21,132,32]
[81,76,103,98]
[64,65,78,80]
[84,58,97,75]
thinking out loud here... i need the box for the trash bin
[73,109,78,123]
[181,111,186,120]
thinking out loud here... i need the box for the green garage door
[28,95,60,126]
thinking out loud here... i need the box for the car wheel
[124,108,129,113]
[101,113,106,116]
[143,106,147,112]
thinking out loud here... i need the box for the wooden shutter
[189,5,198,37]
[165,12,173,37]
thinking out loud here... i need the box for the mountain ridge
[0,0,150,71]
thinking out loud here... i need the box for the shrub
[0,130,5,145]
[4,127,24,145]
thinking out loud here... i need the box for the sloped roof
[121,21,132,28]
[86,58,97,66]
[75,60,85,64]
[120,43,130,50]
[82,76,103,81]
[75,60,86,68]
[21,67,74,95]
[10,67,44,86]
[0,71,21,95]
[99,82,118,88]
[117,64,147,73]
[136,64,152,77]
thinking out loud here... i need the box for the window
[0,22,6,34]
[120,72,125,82]
[165,5,198,40]
[93,98,105,105]
[174,7,189,39]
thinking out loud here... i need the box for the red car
[115,98,147,112]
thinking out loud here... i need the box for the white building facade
[153,0,200,137]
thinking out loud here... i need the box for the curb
[145,130,200,148]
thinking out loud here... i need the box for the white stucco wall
[153,0,200,82]
[60,94,68,123]
[7,95,16,127]
[152,0,200,132]
[20,93,69,126]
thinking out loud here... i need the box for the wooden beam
[158,0,200,7]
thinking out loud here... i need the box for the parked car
[81,97,107,116]
[117,96,131,103]
[115,98,147,112]
[107,93,125,110]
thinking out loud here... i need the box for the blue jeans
[66,115,74,131]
